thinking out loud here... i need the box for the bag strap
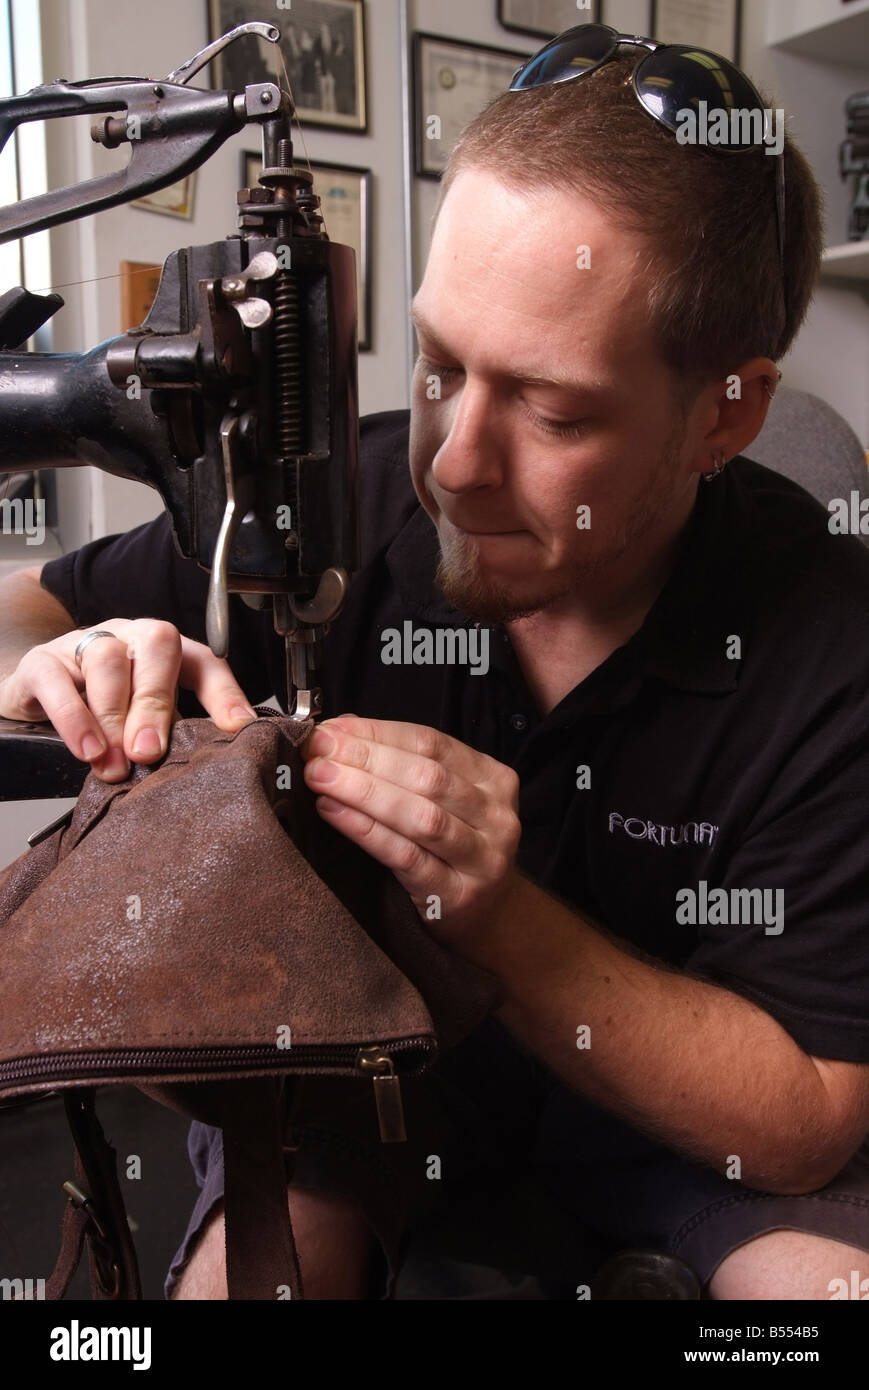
[45,1089,142,1300]
[221,1078,304,1301]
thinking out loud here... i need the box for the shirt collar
[384,457,757,696]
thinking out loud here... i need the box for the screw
[261,90,273,105]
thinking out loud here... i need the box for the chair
[745,384,869,541]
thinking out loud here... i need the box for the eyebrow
[410,302,613,398]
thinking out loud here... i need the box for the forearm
[468,869,843,1194]
[0,567,75,681]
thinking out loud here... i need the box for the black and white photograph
[208,0,367,131]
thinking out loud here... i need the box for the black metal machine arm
[0,22,360,797]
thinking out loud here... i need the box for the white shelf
[821,241,869,282]
[768,0,869,67]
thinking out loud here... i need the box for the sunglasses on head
[509,23,785,273]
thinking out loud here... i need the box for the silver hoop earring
[702,450,726,482]
[764,369,783,401]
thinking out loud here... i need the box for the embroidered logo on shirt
[608,812,719,848]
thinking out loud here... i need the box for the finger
[304,755,484,871]
[121,622,184,763]
[176,637,258,732]
[78,633,133,781]
[303,713,507,790]
[2,649,109,764]
[313,793,458,906]
[305,724,489,828]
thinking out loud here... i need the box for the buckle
[62,1180,120,1297]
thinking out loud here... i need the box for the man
[2,41,869,1300]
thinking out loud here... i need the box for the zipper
[0,1036,432,1093]
[356,1045,407,1143]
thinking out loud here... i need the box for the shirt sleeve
[39,512,277,712]
[683,682,869,1062]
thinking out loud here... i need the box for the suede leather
[0,713,501,1300]
[0,714,500,1105]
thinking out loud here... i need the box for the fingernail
[309,757,338,783]
[97,748,129,781]
[81,733,106,760]
[309,730,336,757]
[230,704,257,723]
[131,727,162,757]
[316,795,344,815]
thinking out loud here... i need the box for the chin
[434,537,574,623]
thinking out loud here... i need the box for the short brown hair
[435,54,823,391]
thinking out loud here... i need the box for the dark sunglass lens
[509,23,618,90]
[634,45,770,148]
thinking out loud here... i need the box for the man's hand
[0,617,258,782]
[302,714,521,943]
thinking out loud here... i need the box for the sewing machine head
[0,21,359,722]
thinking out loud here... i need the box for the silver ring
[74,630,121,669]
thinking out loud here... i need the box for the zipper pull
[356,1046,407,1143]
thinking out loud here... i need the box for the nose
[431,377,506,497]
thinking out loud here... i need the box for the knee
[172,1189,376,1301]
[708,1229,869,1300]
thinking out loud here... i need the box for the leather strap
[63,1089,142,1300]
[45,1197,89,1300]
[221,1078,303,1301]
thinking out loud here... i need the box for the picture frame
[243,153,372,351]
[207,0,367,133]
[650,0,741,64]
[130,173,196,220]
[413,32,531,180]
[498,0,601,38]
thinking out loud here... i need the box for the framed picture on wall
[413,33,530,179]
[498,1,601,37]
[243,153,372,350]
[208,0,367,132]
[650,0,741,63]
[130,173,196,220]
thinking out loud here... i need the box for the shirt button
[509,713,528,733]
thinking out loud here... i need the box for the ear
[687,358,780,479]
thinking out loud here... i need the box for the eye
[417,354,463,385]
[518,398,588,439]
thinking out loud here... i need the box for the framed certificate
[651,0,741,64]
[413,33,530,180]
[498,0,601,38]
[243,154,372,351]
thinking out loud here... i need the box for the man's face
[409,169,702,623]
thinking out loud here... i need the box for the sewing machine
[0,21,359,797]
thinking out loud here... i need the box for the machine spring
[274,268,303,459]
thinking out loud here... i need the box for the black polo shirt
[41,408,869,1075]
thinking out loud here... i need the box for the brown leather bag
[0,711,500,1299]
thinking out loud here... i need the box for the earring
[702,449,726,482]
[764,369,783,401]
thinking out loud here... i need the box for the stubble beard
[433,425,688,624]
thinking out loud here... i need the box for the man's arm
[468,868,869,1195]
[0,563,257,780]
[298,713,869,1198]
[0,565,75,680]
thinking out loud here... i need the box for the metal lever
[164,22,280,86]
[206,415,254,659]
